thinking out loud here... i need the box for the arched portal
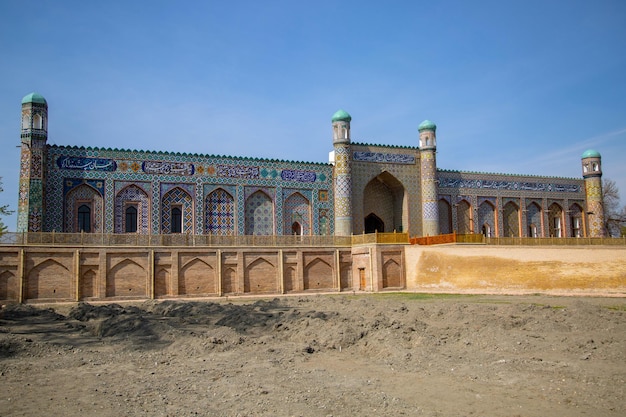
[362,172,406,233]
[291,222,302,235]
[548,203,564,237]
[364,213,384,233]
[438,199,452,234]
[503,201,520,237]
[478,200,495,237]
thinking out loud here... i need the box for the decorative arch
[283,192,311,235]
[0,270,17,301]
[222,267,237,294]
[526,202,542,237]
[244,258,276,293]
[161,187,193,234]
[364,213,384,233]
[65,184,104,233]
[362,172,407,233]
[81,269,97,299]
[107,259,147,297]
[503,201,520,237]
[548,203,564,237]
[303,258,333,290]
[27,259,71,300]
[155,267,170,297]
[284,266,297,293]
[205,188,235,235]
[456,200,472,234]
[478,200,496,237]
[115,185,150,234]
[569,203,583,237]
[245,191,274,235]
[382,258,402,288]
[438,199,453,234]
[180,258,215,295]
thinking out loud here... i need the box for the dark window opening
[125,206,138,233]
[78,204,91,233]
[171,207,182,233]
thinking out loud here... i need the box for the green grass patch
[605,305,626,312]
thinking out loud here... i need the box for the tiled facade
[17,97,604,238]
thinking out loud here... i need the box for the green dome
[331,109,351,122]
[418,119,436,132]
[22,92,47,105]
[581,149,601,159]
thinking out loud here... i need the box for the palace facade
[17,93,606,239]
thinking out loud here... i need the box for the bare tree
[602,178,626,237]
[0,178,13,234]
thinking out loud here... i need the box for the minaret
[418,120,439,236]
[17,93,48,232]
[331,109,353,236]
[581,149,605,237]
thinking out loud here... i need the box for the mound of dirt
[1,294,624,416]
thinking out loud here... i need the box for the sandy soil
[1,293,624,417]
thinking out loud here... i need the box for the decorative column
[581,149,605,237]
[332,109,353,236]
[418,120,439,236]
[17,93,48,232]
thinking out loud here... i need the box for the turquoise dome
[22,92,47,105]
[581,149,601,159]
[418,119,436,132]
[331,109,351,122]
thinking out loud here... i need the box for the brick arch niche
[362,171,407,233]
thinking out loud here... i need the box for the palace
[17,93,606,239]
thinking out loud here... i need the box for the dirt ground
[1,293,624,417]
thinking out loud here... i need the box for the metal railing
[0,231,409,247]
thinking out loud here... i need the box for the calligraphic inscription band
[280,169,316,183]
[57,156,117,172]
[142,161,194,176]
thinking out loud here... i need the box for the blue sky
[1,0,625,231]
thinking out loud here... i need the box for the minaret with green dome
[581,149,605,237]
[418,120,439,236]
[331,109,353,236]
[18,92,48,232]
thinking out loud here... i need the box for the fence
[0,231,408,247]
[410,232,626,246]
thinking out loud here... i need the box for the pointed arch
[303,258,333,290]
[382,258,402,288]
[81,269,97,299]
[548,202,564,237]
[569,203,583,237]
[503,201,520,237]
[438,199,453,234]
[107,259,147,297]
[115,185,150,234]
[244,258,276,293]
[180,258,215,295]
[0,270,17,301]
[364,213,384,233]
[205,188,235,235]
[478,200,496,237]
[26,259,71,300]
[161,187,193,234]
[283,192,311,235]
[456,199,472,234]
[65,184,104,233]
[245,190,274,235]
[362,172,407,233]
[222,267,237,294]
[526,202,542,237]
[155,267,170,297]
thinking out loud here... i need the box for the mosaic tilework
[65,184,104,233]
[283,192,310,235]
[438,199,453,234]
[205,188,235,235]
[114,185,150,234]
[245,191,274,235]
[503,201,520,237]
[161,187,194,234]
[43,145,333,234]
[526,202,542,237]
[477,200,496,236]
